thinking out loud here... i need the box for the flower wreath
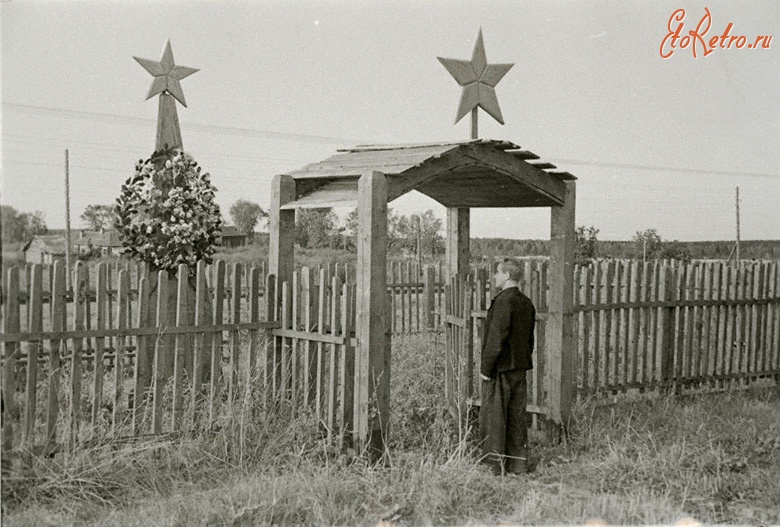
[115,146,222,274]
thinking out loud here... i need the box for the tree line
[1,206,47,244]
[4,203,778,261]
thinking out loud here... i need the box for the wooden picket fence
[1,259,276,457]
[455,259,778,409]
[263,269,359,446]
[2,257,778,459]
[5,258,442,337]
[574,259,780,394]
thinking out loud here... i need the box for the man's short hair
[500,258,523,281]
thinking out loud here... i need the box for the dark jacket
[480,286,536,378]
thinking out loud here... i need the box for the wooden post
[659,263,675,386]
[547,181,576,432]
[354,171,389,458]
[171,264,190,432]
[269,174,295,295]
[735,186,741,263]
[424,266,435,330]
[132,276,151,435]
[156,93,183,150]
[151,270,171,434]
[24,265,42,447]
[190,261,209,428]
[48,262,66,445]
[64,149,73,291]
[3,268,20,455]
[70,262,87,448]
[446,208,470,282]
[112,269,129,435]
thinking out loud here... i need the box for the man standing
[479,258,536,476]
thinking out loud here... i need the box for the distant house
[22,235,74,264]
[220,225,249,248]
[73,229,125,257]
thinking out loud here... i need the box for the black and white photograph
[1,1,778,525]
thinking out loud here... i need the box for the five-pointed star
[134,40,199,107]
[437,29,514,124]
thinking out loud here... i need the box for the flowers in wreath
[114,146,222,274]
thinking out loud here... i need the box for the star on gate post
[437,29,514,138]
[134,40,199,150]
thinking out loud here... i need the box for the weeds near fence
[3,334,780,526]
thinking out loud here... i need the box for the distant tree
[81,204,116,230]
[27,211,47,236]
[388,209,413,253]
[385,209,444,256]
[1,205,23,242]
[413,210,444,258]
[1,205,47,242]
[229,199,267,236]
[575,225,600,264]
[343,209,358,250]
[296,208,338,249]
[633,228,663,261]
[345,208,443,256]
[660,240,692,262]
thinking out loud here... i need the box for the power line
[3,101,779,179]
[2,101,369,146]
[3,134,305,164]
[550,158,779,179]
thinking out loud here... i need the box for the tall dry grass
[3,333,779,526]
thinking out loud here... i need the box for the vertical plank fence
[2,257,777,460]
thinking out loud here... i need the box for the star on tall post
[437,29,514,139]
[134,40,199,151]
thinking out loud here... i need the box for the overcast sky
[2,0,778,241]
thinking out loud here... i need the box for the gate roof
[281,139,575,209]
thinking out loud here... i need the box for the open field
[3,333,779,526]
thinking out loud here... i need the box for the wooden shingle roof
[283,139,574,209]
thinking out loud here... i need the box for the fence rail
[573,260,780,394]
[2,257,778,460]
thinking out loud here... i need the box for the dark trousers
[479,369,528,474]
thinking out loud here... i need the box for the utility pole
[65,149,73,290]
[735,186,741,263]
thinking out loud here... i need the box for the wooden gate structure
[269,139,576,453]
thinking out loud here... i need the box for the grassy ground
[3,333,779,526]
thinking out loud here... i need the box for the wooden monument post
[547,181,576,433]
[268,174,296,315]
[354,171,390,457]
[133,40,200,378]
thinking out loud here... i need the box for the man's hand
[480,373,492,382]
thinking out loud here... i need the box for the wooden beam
[507,150,539,161]
[354,171,390,458]
[281,179,359,209]
[285,149,480,208]
[528,162,557,170]
[269,175,295,297]
[415,170,559,208]
[156,94,182,150]
[387,151,479,202]
[460,144,566,205]
[446,208,470,282]
[547,181,576,428]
